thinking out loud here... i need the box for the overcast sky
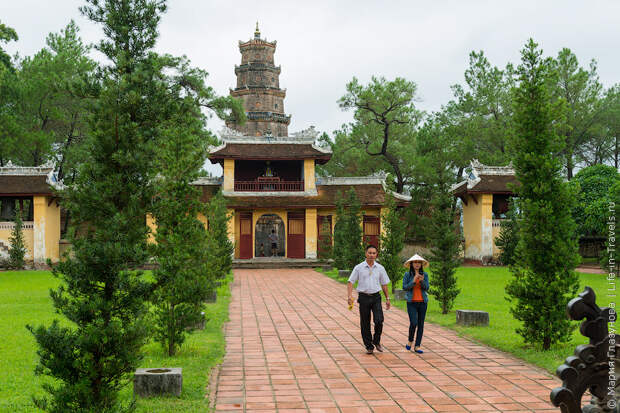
[4,0,619,173]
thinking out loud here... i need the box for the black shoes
[375,344,384,352]
[366,348,374,354]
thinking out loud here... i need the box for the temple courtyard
[213,269,560,412]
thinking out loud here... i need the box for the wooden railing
[234,179,303,192]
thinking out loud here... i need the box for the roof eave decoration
[0,160,64,191]
[470,158,515,176]
[210,126,332,156]
[191,176,223,186]
[451,159,516,194]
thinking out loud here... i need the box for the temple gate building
[451,160,518,263]
[195,25,410,260]
[0,162,63,265]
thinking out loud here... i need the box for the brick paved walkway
[213,269,561,412]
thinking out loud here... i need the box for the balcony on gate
[234,177,304,192]
[234,159,304,192]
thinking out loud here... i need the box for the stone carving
[550,287,619,412]
[219,126,244,139]
[290,125,318,140]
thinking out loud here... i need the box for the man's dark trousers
[358,292,383,350]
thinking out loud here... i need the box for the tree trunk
[566,153,574,180]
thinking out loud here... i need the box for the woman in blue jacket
[402,254,430,353]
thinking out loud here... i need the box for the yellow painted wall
[462,193,494,261]
[379,207,388,238]
[362,209,380,216]
[146,213,156,244]
[197,213,208,229]
[227,208,237,258]
[462,194,483,259]
[33,196,46,263]
[304,160,316,191]
[31,196,60,263]
[305,208,317,259]
[480,194,493,259]
[223,159,234,191]
[46,198,61,262]
[0,224,34,260]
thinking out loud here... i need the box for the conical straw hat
[403,254,429,268]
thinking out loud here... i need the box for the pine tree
[332,189,364,270]
[150,76,219,355]
[333,195,348,270]
[416,118,462,314]
[495,197,520,266]
[317,218,333,260]
[427,174,462,314]
[344,188,364,269]
[505,39,580,350]
[205,190,234,279]
[379,194,405,293]
[27,1,173,410]
[8,204,26,269]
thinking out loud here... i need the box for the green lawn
[0,270,231,412]
[321,265,611,373]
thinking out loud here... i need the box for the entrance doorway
[363,215,380,249]
[287,211,305,258]
[255,214,285,257]
[239,212,253,259]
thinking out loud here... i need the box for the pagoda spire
[227,25,291,137]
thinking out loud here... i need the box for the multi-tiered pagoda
[225,23,291,137]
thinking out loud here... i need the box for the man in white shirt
[347,244,391,354]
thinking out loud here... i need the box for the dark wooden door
[317,215,332,258]
[239,213,252,259]
[287,211,305,258]
[363,215,380,249]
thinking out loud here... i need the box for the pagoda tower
[226,23,291,137]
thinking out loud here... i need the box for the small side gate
[287,211,305,258]
[239,212,252,259]
[363,215,380,249]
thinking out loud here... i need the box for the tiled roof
[209,143,331,164]
[0,175,54,195]
[451,159,519,196]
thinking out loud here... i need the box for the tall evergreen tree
[8,205,26,270]
[205,190,234,279]
[416,119,463,314]
[317,218,333,260]
[26,1,175,410]
[332,189,364,270]
[505,39,580,350]
[495,197,520,266]
[0,21,19,166]
[333,195,348,270]
[149,58,224,355]
[379,194,405,293]
[549,48,605,180]
[344,188,364,269]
